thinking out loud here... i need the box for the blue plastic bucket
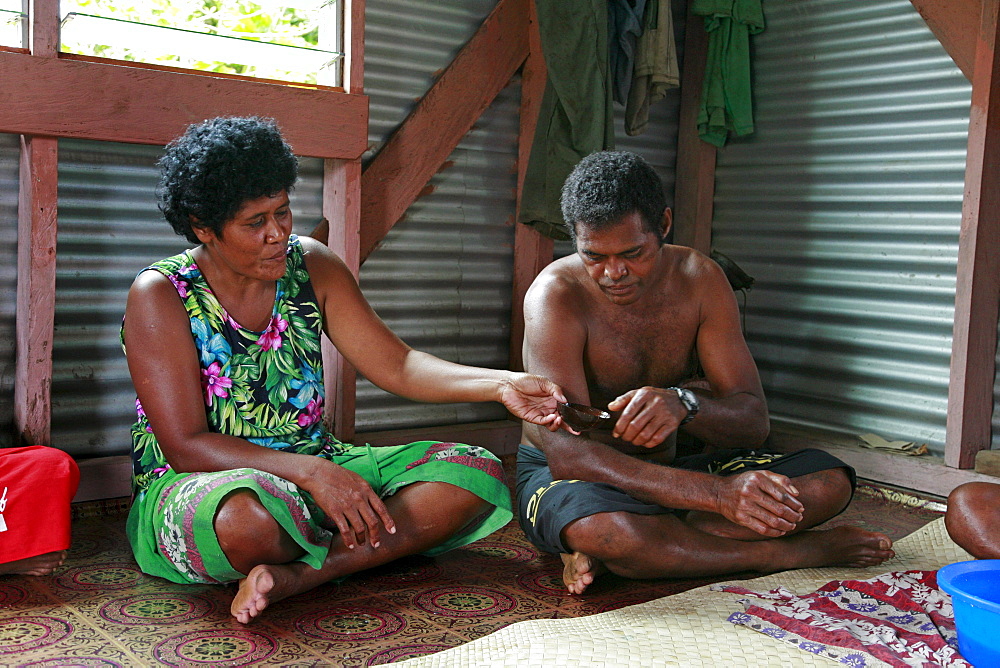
[938,560,1000,667]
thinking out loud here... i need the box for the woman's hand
[303,460,396,550]
[500,373,568,432]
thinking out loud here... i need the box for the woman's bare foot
[561,551,607,595]
[231,565,281,624]
[775,526,894,571]
[0,550,67,576]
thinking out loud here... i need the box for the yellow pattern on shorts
[525,479,580,527]
[711,452,782,475]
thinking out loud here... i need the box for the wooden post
[14,0,59,446]
[945,0,1000,468]
[672,6,716,254]
[322,0,365,442]
[509,0,552,372]
[909,0,979,81]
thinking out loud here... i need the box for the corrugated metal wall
[51,141,324,457]
[710,0,971,456]
[0,134,18,446]
[4,1,687,447]
[14,0,533,452]
[359,1,686,429]
[553,1,686,259]
[356,0,522,430]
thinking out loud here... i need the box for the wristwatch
[668,386,699,425]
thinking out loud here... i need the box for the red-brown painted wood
[14,0,60,446]
[359,0,529,263]
[0,52,369,159]
[509,0,552,373]
[946,0,1000,468]
[14,136,57,446]
[672,7,716,254]
[345,0,365,95]
[910,0,979,80]
[323,158,362,442]
[321,0,365,442]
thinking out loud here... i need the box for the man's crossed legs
[517,447,895,594]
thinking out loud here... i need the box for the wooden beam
[15,137,57,446]
[672,6,716,253]
[768,421,998,498]
[945,0,1000,469]
[509,0,553,373]
[0,51,369,159]
[909,0,979,81]
[14,0,59,447]
[323,158,362,442]
[359,0,529,263]
[74,456,132,502]
[344,0,365,95]
[322,2,365,443]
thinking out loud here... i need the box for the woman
[122,117,567,624]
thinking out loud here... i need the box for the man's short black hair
[560,150,666,241]
[157,116,298,243]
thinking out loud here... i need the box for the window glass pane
[0,1,24,49]
[60,0,342,86]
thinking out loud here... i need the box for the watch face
[679,388,698,410]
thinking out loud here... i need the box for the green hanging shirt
[518,0,615,240]
[691,0,765,147]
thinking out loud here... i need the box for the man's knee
[560,511,649,561]
[946,482,1000,530]
[794,467,853,522]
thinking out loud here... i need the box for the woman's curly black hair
[560,150,666,241]
[157,116,299,243]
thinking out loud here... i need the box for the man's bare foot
[776,526,895,571]
[561,551,607,595]
[0,550,67,576]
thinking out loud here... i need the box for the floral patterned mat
[0,467,945,667]
[717,570,969,667]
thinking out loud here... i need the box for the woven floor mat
[396,518,970,668]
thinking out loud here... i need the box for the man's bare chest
[582,304,699,402]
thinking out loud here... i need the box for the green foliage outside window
[61,0,337,85]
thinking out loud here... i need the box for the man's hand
[607,386,687,447]
[714,470,804,537]
[304,461,396,549]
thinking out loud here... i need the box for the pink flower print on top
[297,398,323,427]
[202,362,233,406]
[256,314,289,351]
[135,398,154,433]
[167,274,189,299]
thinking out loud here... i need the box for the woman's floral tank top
[122,235,348,496]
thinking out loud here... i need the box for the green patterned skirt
[127,441,512,584]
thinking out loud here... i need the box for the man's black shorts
[515,445,857,555]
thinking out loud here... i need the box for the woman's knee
[214,490,301,571]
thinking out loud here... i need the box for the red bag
[0,446,80,564]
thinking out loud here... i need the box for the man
[945,482,1000,559]
[517,151,895,594]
